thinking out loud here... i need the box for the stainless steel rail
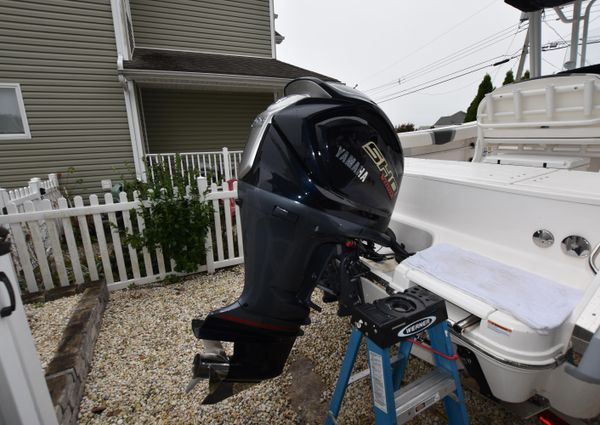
[590,242,600,275]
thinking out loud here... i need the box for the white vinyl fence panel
[146,147,243,185]
[0,174,60,214]
[0,178,243,294]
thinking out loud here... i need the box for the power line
[368,4,600,103]
[365,24,528,98]
[374,52,518,102]
[542,57,562,71]
[417,77,484,96]
[377,34,599,104]
[395,27,527,87]
[543,19,571,47]
[542,38,600,51]
[494,21,524,80]
[363,4,600,94]
[394,25,525,82]
[378,64,499,103]
[364,22,525,93]
[357,0,497,85]
[376,56,517,104]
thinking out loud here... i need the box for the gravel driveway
[71,266,581,424]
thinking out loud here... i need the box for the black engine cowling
[189,77,405,403]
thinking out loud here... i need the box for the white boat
[360,3,600,419]
[398,123,477,162]
[363,149,600,418]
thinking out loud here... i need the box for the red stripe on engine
[218,314,297,332]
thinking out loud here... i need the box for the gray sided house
[0,0,334,196]
[433,111,466,128]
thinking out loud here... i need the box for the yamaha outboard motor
[188,77,407,403]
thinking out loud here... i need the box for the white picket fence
[146,147,244,185]
[0,177,243,294]
[0,174,61,214]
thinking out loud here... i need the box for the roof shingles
[124,48,336,81]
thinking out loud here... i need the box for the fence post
[197,176,215,274]
[28,178,41,199]
[197,176,207,199]
[47,173,58,189]
[0,189,9,214]
[222,147,232,182]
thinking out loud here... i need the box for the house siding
[130,0,272,58]
[142,89,273,153]
[0,0,133,195]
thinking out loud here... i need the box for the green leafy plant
[124,155,212,273]
[502,70,515,86]
[395,123,415,133]
[464,73,494,122]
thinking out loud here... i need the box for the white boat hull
[363,158,600,419]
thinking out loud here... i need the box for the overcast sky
[274,0,600,127]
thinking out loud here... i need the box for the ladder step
[350,357,401,385]
[395,369,456,424]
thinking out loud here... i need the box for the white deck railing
[0,177,243,294]
[146,148,243,185]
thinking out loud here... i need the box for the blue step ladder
[325,293,469,425]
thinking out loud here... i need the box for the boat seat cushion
[403,243,583,331]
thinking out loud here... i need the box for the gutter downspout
[110,0,146,181]
[269,0,276,60]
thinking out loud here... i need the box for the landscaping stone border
[44,280,108,425]
[21,281,101,304]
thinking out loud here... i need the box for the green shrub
[124,155,212,273]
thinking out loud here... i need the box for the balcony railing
[146,148,243,185]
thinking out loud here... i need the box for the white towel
[403,244,583,331]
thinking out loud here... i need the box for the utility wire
[395,28,527,88]
[365,25,528,97]
[377,34,600,103]
[394,25,526,83]
[418,77,484,96]
[378,12,598,99]
[378,64,500,103]
[365,5,600,95]
[357,0,497,85]
[376,55,518,104]
[494,21,524,80]
[542,57,562,71]
[372,57,505,102]
[364,22,525,93]
[542,38,600,51]
[370,5,600,102]
[371,46,520,101]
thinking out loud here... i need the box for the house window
[0,83,31,140]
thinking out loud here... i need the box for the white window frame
[0,83,31,140]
